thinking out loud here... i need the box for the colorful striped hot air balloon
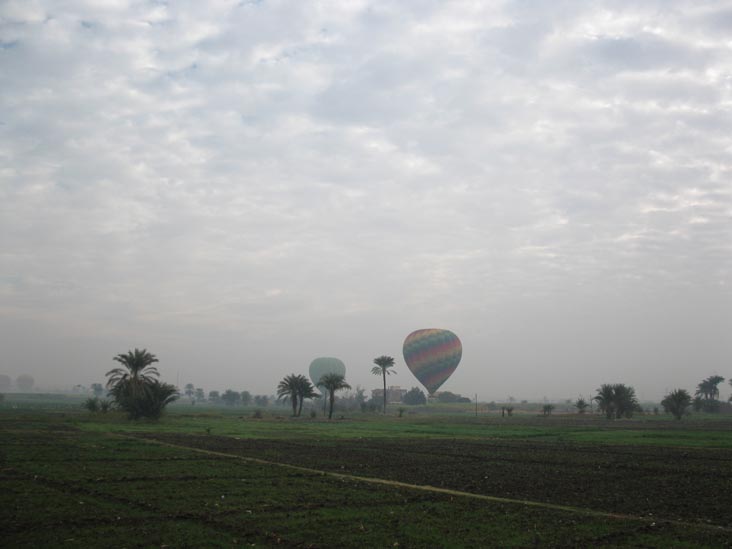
[403,329,462,396]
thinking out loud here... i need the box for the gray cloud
[1,0,730,400]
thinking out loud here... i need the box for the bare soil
[140,433,732,527]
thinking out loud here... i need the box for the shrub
[661,389,692,420]
[221,389,241,406]
[403,387,427,405]
[437,391,461,403]
[109,379,178,420]
[83,397,100,412]
[594,384,640,419]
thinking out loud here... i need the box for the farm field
[2,403,732,547]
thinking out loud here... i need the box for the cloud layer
[2,1,731,399]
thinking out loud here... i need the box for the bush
[437,391,461,403]
[109,379,178,420]
[221,389,241,406]
[403,387,427,405]
[83,397,100,412]
[594,384,640,419]
[661,389,692,420]
[575,398,589,414]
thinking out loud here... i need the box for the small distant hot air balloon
[309,357,346,394]
[403,329,462,396]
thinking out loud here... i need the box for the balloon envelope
[403,329,462,395]
[309,357,346,393]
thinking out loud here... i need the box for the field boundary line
[120,433,732,532]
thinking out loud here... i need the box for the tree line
[573,374,729,421]
[82,348,730,422]
[182,385,271,408]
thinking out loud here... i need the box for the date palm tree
[138,380,178,419]
[696,375,725,402]
[221,389,241,406]
[594,384,616,419]
[295,375,319,417]
[661,389,692,420]
[574,398,589,414]
[105,349,177,419]
[319,373,351,419]
[106,348,160,398]
[184,383,195,403]
[612,384,639,418]
[371,356,396,414]
[594,383,639,419]
[108,377,178,419]
[277,374,301,416]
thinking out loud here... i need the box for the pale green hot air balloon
[309,357,346,391]
[309,357,346,413]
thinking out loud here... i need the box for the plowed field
[142,433,732,528]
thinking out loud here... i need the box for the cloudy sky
[2,0,731,401]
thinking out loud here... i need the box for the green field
[2,397,732,547]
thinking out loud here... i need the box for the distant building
[372,386,408,404]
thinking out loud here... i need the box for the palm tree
[661,389,692,420]
[106,348,160,398]
[318,373,351,419]
[612,384,639,418]
[371,356,396,414]
[108,377,178,419]
[139,380,178,419]
[594,384,616,419]
[277,374,301,417]
[221,389,241,406]
[594,383,639,419]
[105,349,178,420]
[295,375,319,417]
[575,398,589,414]
[696,375,725,401]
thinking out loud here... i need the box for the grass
[5,392,732,448]
[63,408,732,449]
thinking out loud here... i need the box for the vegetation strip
[126,433,732,533]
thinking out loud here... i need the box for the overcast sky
[2,0,731,401]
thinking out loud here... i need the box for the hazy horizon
[2,1,731,402]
